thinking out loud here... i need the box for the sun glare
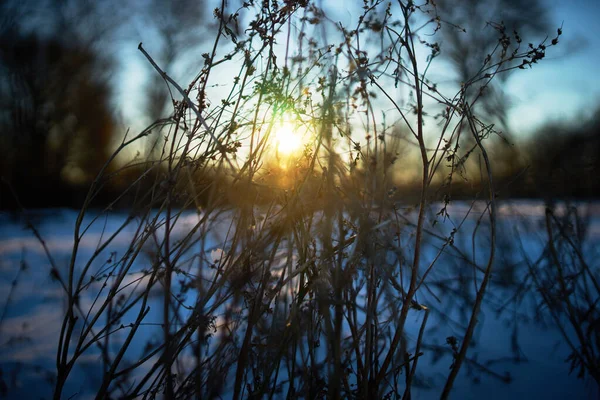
[274,122,303,156]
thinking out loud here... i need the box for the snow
[0,201,598,398]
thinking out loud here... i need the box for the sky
[506,0,600,135]
[115,0,600,145]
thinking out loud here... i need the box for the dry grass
[2,1,581,399]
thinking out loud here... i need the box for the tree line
[0,0,597,209]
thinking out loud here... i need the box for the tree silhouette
[140,0,210,156]
[0,2,117,206]
[437,0,551,132]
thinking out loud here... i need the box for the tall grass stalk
[24,1,565,398]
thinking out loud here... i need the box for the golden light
[274,121,303,156]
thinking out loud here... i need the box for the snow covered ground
[0,201,597,399]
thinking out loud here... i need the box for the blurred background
[0,0,598,209]
[0,2,599,398]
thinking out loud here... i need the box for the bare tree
[0,1,119,203]
[140,0,210,156]
[437,0,551,132]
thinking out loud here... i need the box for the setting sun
[274,122,303,156]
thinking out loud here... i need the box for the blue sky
[116,0,600,143]
[507,0,600,134]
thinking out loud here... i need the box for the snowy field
[0,201,598,399]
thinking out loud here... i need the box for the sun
[274,121,303,156]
